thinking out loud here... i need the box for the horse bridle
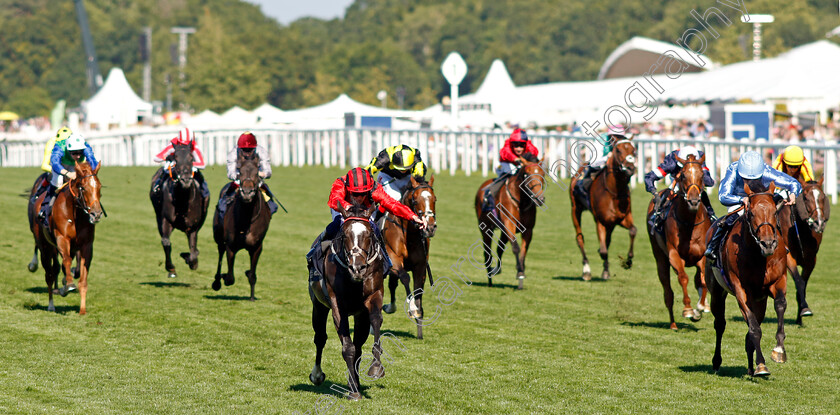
[611,140,636,176]
[406,183,435,225]
[743,192,780,244]
[675,161,703,199]
[507,164,544,207]
[331,217,380,271]
[73,173,107,221]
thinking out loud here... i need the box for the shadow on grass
[730,316,798,325]
[552,275,609,283]
[25,286,50,293]
[679,364,749,378]
[24,303,77,314]
[621,321,700,332]
[471,281,519,289]
[381,330,417,339]
[139,281,191,288]
[204,294,255,301]
[289,380,374,399]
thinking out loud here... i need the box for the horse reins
[330,217,380,271]
[743,192,780,244]
[73,173,107,220]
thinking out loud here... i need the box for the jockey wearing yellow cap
[773,145,814,184]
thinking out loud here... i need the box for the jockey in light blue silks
[704,151,801,260]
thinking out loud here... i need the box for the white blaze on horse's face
[625,155,635,164]
[420,190,432,213]
[350,222,366,252]
[813,189,823,221]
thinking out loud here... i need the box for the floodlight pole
[741,14,774,61]
[171,27,195,108]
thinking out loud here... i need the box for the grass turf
[1,165,839,414]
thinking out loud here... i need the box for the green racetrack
[1,165,839,414]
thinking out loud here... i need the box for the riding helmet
[237,132,257,149]
[392,146,415,170]
[345,167,375,193]
[509,128,529,142]
[676,145,700,162]
[66,133,87,151]
[56,126,73,141]
[782,145,804,166]
[737,151,764,180]
[173,127,194,146]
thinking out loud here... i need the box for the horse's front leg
[514,227,533,289]
[331,308,361,400]
[364,289,385,379]
[186,229,199,270]
[571,203,590,280]
[160,219,176,278]
[223,246,236,287]
[707,262,727,372]
[596,222,610,280]
[56,236,77,296]
[770,283,788,364]
[736,290,768,376]
[246,244,262,301]
[668,250,700,322]
[619,212,636,269]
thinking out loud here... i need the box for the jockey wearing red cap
[306,167,426,281]
[217,132,278,218]
[481,128,539,214]
[151,127,209,198]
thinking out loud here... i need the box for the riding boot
[704,214,738,260]
[267,200,279,215]
[701,191,718,222]
[38,186,57,221]
[152,170,166,194]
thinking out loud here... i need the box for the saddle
[483,174,511,211]
[573,169,604,211]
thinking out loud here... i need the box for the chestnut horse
[308,204,386,400]
[570,138,637,280]
[705,182,788,377]
[646,154,711,329]
[212,152,271,301]
[150,144,209,278]
[778,178,828,324]
[381,176,438,339]
[474,159,546,289]
[28,161,104,314]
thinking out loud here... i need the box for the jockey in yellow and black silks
[773,145,815,184]
[365,144,427,201]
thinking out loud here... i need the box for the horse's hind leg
[669,251,699,322]
[223,247,236,287]
[478,222,497,285]
[160,219,177,278]
[619,212,636,269]
[654,249,677,330]
[28,246,39,273]
[212,241,224,291]
[799,260,815,319]
[787,254,807,324]
[770,283,788,364]
[571,203,591,280]
[245,245,262,301]
[596,222,611,280]
[41,247,57,312]
[694,264,710,313]
[707,263,727,373]
[309,291,329,386]
[740,296,768,376]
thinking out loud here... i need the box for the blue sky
[244,0,355,25]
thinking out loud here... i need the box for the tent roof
[598,36,714,80]
[253,103,285,123]
[220,105,258,125]
[285,94,418,119]
[187,109,222,126]
[83,67,152,126]
[474,59,516,101]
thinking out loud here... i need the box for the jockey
[33,127,73,201]
[772,145,815,183]
[217,132,278,219]
[577,133,618,191]
[365,144,427,202]
[704,151,801,261]
[481,128,539,213]
[645,145,717,230]
[151,127,209,198]
[306,167,426,281]
[39,132,99,220]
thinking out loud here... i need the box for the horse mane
[746,180,769,194]
[805,180,819,185]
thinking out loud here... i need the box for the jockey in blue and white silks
[704,151,801,260]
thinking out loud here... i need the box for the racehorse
[308,204,386,400]
[474,158,546,289]
[777,178,828,324]
[381,176,437,339]
[705,182,788,377]
[570,137,637,280]
[646,154,711,329]
[28,161,104,314]
[212,151,271,301]
[26,172,50,273]
[150,144,209,278]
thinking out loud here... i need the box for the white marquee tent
[83,67,152,128]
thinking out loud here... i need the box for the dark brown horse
[29,161,104,314]
[308,204,386,400]
[647,154,711,329]
[150,144,209,278]
[706,182,788,376]
[212,151,272,301]
[570,137,637,280]
[778,178,828,324]
[474,158,546,289]
[381,176,437,339]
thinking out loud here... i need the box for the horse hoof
[347,392,362,401]
[690,311,702,322]
[167,271,177,279]
[211,279,222,291]
[517,278,524,290]
[59,283,77,297]
[487,278,493,287]
[309,372,325,386]
[189,261,198,271]
[601,271,610,280]
[27,262,38,273]
[800,308,813,317]
[620,257,633,269]
[367,364,384,380]
[669,323,678,331]
[48,305,55,312]
[582,272,592,281]
[753,363,770,377]
[382,304,396,314]
[249,297,256,302]
[223,274,235,286]
[771,349,787,364]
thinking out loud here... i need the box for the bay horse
[705,182,788,377]
[777,178,828,324]
[474,158,546,289]
[212,151,272,301]
[150,144,209,278]
[28,161,104,314]
[570,137,637,280]
[381,175,438,339]
[646,154,711,329]
[308,204,386,400]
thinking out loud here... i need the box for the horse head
[338,204,379,282]
[237,151,261,203]
[517,157,547,207]
[71,161,104,224]
[743,181,781,257]
[172,144,195,189]
[798,178,829,234]
[675,153,706,212]
[408,175,437,238]
[610,135,636,177]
